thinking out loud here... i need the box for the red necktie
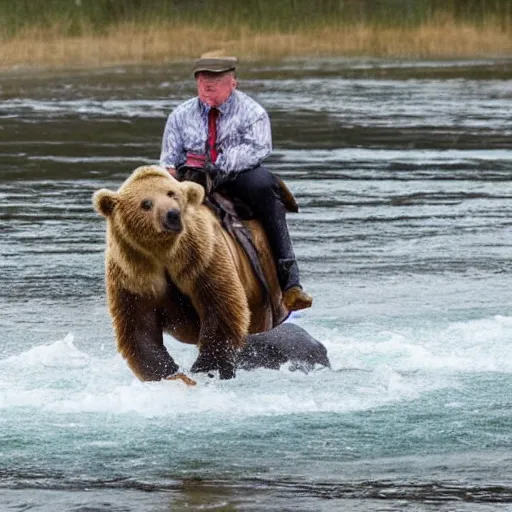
[208,107,219,163]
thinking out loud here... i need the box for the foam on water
[1,98,176,118]
[2,315,511,420]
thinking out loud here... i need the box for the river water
[1,59,512,511]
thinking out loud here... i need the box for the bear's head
[93,166,204,248]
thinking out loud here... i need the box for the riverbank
[1,21,511,71]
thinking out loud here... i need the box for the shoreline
[1,22,511,72]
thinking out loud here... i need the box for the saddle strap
[206,193,280,324]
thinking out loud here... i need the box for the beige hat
[193,56,237,76]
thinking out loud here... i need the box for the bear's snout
[162,208,182,233]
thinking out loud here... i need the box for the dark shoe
[283,286,313,311]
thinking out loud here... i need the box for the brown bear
[93,165,289,380]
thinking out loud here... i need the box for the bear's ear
[183,181,205,206]
[93,189,119,217]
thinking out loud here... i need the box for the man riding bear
[160,56,312,312]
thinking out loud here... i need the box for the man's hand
[167,167,177,177]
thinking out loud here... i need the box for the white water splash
[3,315,511,418]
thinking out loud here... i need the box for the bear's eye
[167,191,175,198]
[140,199,153,211]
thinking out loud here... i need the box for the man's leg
[225,166,312,311]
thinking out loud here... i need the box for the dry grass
[1,19,511,70]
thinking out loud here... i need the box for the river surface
[1,58,512,511]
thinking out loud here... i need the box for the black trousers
[223,166,300,291]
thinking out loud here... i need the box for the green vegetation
[1,1,510,68]
[1,0,511,38]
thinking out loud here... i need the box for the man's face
[196,71,236,108]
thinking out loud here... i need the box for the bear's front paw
[218,362,236,380]
[166,372,197,386]
[191,346,236,380]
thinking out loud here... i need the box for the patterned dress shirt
[160,90,272,174]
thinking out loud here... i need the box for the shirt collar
[198,90,236,115]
